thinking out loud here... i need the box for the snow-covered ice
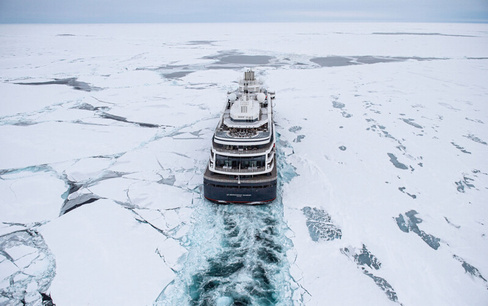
[1,22,487,305]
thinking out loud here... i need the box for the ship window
[215,154,266,169]
[204,182,275,189]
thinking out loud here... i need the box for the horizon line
[1,20,488,25]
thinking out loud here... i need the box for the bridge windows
[215,155,266,170]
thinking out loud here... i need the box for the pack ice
[0,22,487,305]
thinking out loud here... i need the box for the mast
[244,70,255,81]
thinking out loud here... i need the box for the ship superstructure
[203,70,277,204]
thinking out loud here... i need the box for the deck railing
[214,165,267,174]
[212,140,273,155]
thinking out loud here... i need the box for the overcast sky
[1,0,487,23]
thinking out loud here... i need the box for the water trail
[156,196,296,305]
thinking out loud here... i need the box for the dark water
[310,56,440,67]
[387,153,408,170]
[187,205,285,306]
[215,55,274,65]
[156,202,294,306]
[14,77,99,92]
[396,210,441,250]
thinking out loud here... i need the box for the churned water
[155,200,296,305]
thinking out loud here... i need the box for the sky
[0,0,488,23]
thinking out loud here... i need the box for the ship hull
[203,167,277,204]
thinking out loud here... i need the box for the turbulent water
[156,203,295,305]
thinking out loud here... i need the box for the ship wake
[156,198,298,305]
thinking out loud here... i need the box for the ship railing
[214,129,270,139]
[212,143,272,155]
[215,165,266,173]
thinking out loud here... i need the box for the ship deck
[214,128,271,141]
[203,164,277,184]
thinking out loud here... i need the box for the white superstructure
[207,70,276,177]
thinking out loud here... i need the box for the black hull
[203,168,277,204]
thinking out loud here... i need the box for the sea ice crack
[0,228,56,305]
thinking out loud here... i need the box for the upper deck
[213,70,274,144]
[215,107,271,142]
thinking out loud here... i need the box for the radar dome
[256,92,266,103]
[228,93,237,101]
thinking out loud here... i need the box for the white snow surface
[40,200,175,306]
[1,23,488,305]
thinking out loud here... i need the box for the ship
[203,70,277,204]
